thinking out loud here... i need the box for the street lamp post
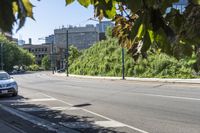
[122,47,125,80]
[66,30,69,77]
[51,41,54,74]
[121,12,125,80]
[0,43,3,70]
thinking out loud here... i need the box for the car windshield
[0,73,10,80]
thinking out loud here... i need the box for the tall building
[54,24,99,50]
[22,44,51,65]
[96,21,114,33]
[18,40,25,46]
[45,34,54,44]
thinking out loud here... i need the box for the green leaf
[141,30,151,53]
[131,16,142,38]
[78,0,91,7]
[105,6,116,18]
[137,23,145,39]
[148,29,155,44]
[65,0,75,5]
[22,0,34,18]
[191,0,200,5]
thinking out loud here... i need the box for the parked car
[0,71,18,96]
[57,69,65,73]
[9,69,25,75]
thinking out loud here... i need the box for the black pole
[66,30,69,77]
[51,42,54,74]
[1,43,3,70]
[122,48,125,80]
[121,11,125,80]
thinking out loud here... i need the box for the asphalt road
[1,72,200,133]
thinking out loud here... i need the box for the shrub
[28,64,40,71]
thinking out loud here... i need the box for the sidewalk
[0,120,22,133]
[0,103,55,133]
[54,72,200,84]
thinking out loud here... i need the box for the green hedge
[69,38,197,78]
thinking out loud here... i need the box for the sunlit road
[1,71,200,133]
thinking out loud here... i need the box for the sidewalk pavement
[0,120,22,133]
[54,72,200,84]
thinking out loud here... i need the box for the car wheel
[12,92,18,97]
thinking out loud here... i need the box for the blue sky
[13,0,99,44]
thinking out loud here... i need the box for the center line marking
[38,92,149,133]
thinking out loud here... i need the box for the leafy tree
[69,45,81,66]
[0,35,35,71]
[70,37,196,78]
[1,0,200,61]
[41,55,50,70]
[65,0,200,60]
[105,26,113,39]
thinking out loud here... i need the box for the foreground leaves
[66,0,200,60]
[0,0,34,33]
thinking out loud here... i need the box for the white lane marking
[18,106,79,112]
[11,103,30,106]
[0,104,79,133]
[39,93,149,133]
[95,120,126,128]
[0,98,56,103]
[60,120,125,129]
[135,93,200,101]
[38,93,74,106]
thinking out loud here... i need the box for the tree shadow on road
[0,94,126,133]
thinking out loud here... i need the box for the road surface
[0,72,200,133]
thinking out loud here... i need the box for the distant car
[10,70,18,75]
[9,69,25,75]
[57,69,65,73]
[0,71,18,96]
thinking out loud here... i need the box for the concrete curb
[54,73,200,84]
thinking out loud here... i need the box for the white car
[0,71,18,96]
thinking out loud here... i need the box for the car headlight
[8,82,17,86]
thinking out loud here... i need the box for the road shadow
[1,95,126,133]
[0,94,28,101]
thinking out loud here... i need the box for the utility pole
[51,41,54,74]
[122,47,125,80]
[66,30,69,77]
[0,43,3,70]
[121,12,125,80]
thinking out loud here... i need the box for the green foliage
[28,64,40,71]
[0,35,35,71]
[65,0,200,61]
[133,53,196,78]
[69,45,81,66]
[41,55,50,70]
[105,26,113,39]
[1,0,200,63]
[69,38,197,78]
